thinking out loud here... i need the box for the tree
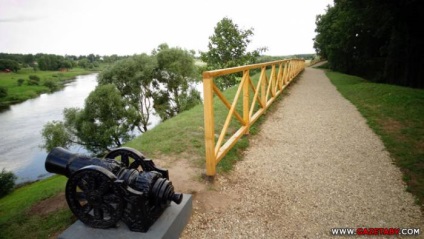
[314,0,424,88]
[0,59,20,72]
[41,121,73,151]
[41,84,138,154]
[87,54,100,63]
[36,54,73,71]
[103,54,122,64]
[201,17,266,90]
[61,59,73,69]
[78,58,91,69]
[153,44,202,120]
[99,54,157,132]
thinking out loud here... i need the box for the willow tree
[41,84,138,154]
[98,54,157,132]
[153,44,201,120]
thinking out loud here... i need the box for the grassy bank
[326,71,424,209]
[0,176,71,239]
[0,67,95,108]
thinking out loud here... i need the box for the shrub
[0,168,17,198]
[17,78,25,86]
[0,86,7,98]
[27,79,39,85]
[43,79,58,91]
[29,75,40,81]
[28,75,41,86]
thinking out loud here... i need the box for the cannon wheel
[65,166,124,229]
[104,147,146,170]
[105,148,168,179]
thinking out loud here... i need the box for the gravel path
[181,67,423,238]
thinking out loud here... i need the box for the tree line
[0,53,127,71]
[41,17,266,155]
[314,0,423,88]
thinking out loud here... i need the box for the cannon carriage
[45,147,182,232]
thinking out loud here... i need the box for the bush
[17,78,25,86]
[43,79,58,91]
[27,79,39,85]
[0,86,7,98]
[0,168,17,198]
[29,75,40,81]
[28,75,41,86]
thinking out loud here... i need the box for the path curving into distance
[182,66,423,238]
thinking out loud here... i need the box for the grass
[0,67,96,108]
[0,176,71,239]
[0,68,300,238]
[326,71,424,209]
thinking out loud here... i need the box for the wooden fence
[202,59,305,176]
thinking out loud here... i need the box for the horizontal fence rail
[203,59,305,176]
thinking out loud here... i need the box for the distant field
[0,67,94,108]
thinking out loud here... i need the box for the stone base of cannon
[58,194,192,239]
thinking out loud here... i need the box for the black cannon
[45,147,182,232]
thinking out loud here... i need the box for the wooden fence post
[243,70,250,135]
[203,76,216,176]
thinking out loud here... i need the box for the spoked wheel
[65,166,124,229]
[104,147,166,175]
[105,147,147,170]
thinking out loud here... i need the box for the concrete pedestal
[58,194,192,239]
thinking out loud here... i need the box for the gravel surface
[181,67,423,238]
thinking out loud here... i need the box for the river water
[0,74,98,183]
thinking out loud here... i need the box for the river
[0,74,98,183]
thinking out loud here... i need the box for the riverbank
[0,67,97,109]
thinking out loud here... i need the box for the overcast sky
[0,0,333,56]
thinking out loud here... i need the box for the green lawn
[0,67,95,108]
[326,71,424,209]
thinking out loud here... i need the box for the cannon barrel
[45,147,85,177]
[45,147,122,177]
